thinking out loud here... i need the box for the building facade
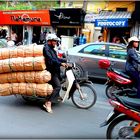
[49,8,85,49]
[131,1,140,38]
[0,10,51,45]
[85,1,135,43]
[61,1,135,44]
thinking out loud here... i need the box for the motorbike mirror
[64,51,70,62]
[73,62,76,68]
[65,51,69,58]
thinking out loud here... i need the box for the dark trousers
[48,74,61,102]
[127,70,140,98]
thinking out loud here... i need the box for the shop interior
[109,27,131,45]
[57,27,77,37]
[11,25,23,43]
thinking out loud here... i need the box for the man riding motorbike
[43,33,68,113]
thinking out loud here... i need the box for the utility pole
[82,0,88,12]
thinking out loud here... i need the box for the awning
[96,11,131,19]
[95,11,132,28]
[84,13,99,23]
[84,11,131,23]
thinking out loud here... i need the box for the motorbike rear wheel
[107,115,140,139]
[71,83,97,109]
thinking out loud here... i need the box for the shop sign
[50,8,85,26]
[95,18,128,27]
[0,10,50,25]
[84,13,99,23]
[11,14,41,23]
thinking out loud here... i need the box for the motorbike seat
[112,68,131,79]
[116,96,140,112]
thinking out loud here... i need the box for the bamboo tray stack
[0,44,53,97]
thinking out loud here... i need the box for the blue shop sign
[95,18,128,27]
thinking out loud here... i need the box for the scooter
[22,62,97,109]
[98,59,136,99]
[100,94,140,139]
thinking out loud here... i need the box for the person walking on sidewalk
[79,33,86,45]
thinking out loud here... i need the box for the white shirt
[11,33,17,41]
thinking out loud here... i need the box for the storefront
[94,11,132,44]
[84,13,99,42]
[50,8,86,37]
[131,1,140,38]
[0,10,51,45]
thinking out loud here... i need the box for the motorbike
[98,59,136,99]
[22,62,97,109]
[100,94,140,139]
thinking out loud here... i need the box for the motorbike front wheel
[107,115,140,139]
[71,83,97,109]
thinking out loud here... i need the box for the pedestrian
[24,27,28,45]
[96,35,104,42]
[125,36,140,98]
[112,36,120,43]
[39,31,46,44]
[11,30,17,45]
[79,33,86,45]
[0,29,7,39]
[115,38,121,44]
[6,36,15,47]
[73,34,79,46]
[32,33,38,44]
[43,33,68,113]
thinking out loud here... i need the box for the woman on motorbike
[125,36,140,98]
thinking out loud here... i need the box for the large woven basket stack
[0,44,53,97]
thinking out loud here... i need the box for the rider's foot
[43,102,53,113]
[57,96,63,102]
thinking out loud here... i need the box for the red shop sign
[0,10,50,25]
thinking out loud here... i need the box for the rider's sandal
[57,96,63,102]
[43,104,53,113]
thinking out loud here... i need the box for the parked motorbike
[22,62,97,109]
[100,94,140,139]
[98,59,136,99]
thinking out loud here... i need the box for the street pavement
[0,82,112,139]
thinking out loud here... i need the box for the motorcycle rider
[125,36,140,98]
[43,33,68,113]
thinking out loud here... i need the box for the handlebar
[66,62,74,68]
[62,62,75,70]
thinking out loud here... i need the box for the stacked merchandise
[0,44,53,97]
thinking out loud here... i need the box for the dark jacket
[43,43,66,77]
[125,48,140,72]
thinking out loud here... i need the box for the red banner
[0,10,50,25]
